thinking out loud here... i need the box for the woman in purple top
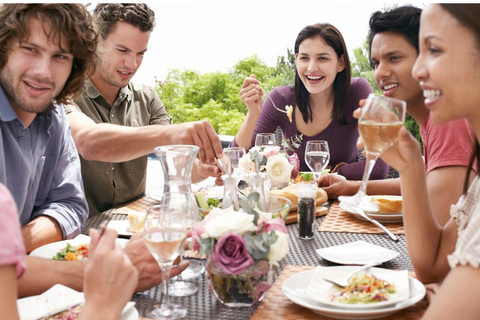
[231,23,388,180]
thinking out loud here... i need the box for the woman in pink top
[0,183,26,319]
[0,182,138,320]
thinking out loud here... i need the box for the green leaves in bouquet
[244,231,279,260]
[281,134,303,152]
[248,149,267,166]
[195,236,215,257]
[240,192,260,224]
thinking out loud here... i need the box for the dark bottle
[297,181,317,240]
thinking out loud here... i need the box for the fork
[259,87,288,114]
[322,262,380,287]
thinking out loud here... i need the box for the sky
[132,1,428,87]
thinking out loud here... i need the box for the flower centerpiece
[192,193,289,307]
[239,134,303,188]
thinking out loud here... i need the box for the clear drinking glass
[305,140,330,183]
[143,201,189,319]
[254,133,277,150]
[338,94,406,211]
[222,147,246,180]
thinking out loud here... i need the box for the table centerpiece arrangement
[238,134,303,188]
[192,191,289,307]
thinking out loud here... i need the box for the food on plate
[285,104,293,122]
[270,184,328,211]
[52,243,89,261]
[128,211,150,233]
[39,304,83,320]
[370,195,402,213]
[330,272,397,304]
[195,192,222,218]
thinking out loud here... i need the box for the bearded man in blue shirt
[0,4,95,253]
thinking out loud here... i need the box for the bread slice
[370,195,402,214]
[270,184,328,211]
[128,211,147,233]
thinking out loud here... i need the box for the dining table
[82,193,427,320]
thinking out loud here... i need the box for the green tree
[155,51,295,135]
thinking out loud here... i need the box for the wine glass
[338,93,406,211]
[161,192,199,297]
[143,201,189,319]
[222,147,246,180]
[305,140,330,183]
[254,133,277,150]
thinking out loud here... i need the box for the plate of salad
[305,266,410,309]
[30,234,128,260]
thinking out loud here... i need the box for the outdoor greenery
[155,42,421,143]
[155,52,295,135]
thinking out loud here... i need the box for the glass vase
[153,145,199,194]
[205,257,273,307]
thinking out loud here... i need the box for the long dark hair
[294,23,351,125]
[439,4,480,192]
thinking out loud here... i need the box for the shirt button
[112,167,115,171]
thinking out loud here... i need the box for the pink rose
[261,146,281,158]
[254,281,271,303]
[211,233,254,275]
[264,217,287,234]
[192,219,207,252]
[288,153,300,179]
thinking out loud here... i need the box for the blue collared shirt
[0,86,88,239]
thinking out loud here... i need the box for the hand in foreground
[425,283,441,305]
[170,120,223,164]
[354,99,423,174]
[81,228,138,320]
[123,232,189,292]
[240,74,263,116]
[318,174,359,199]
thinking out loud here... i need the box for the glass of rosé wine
[143,193,195,319]
[338,94,406,212]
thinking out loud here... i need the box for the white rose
[267,231,289,266]
[239,153,255,175]
[265,154,293,187]
[202,207,257,239]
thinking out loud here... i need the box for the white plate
[316,240,399,265]
[147,190,163,201]
[30,234,129,259]
[339,199,403,223]
[107,219,135,237]
[305,267,409,309]
[282,269,426,320]
[17,284,138,320]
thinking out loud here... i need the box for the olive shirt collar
[84,79,133,107]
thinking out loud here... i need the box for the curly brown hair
[93,3,155,40]
[0,4,98,104]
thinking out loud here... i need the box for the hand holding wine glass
[338,94,406,212]
[143,196,191,319]
[305,140,330,183]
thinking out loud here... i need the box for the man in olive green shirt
[65,4,222,215]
